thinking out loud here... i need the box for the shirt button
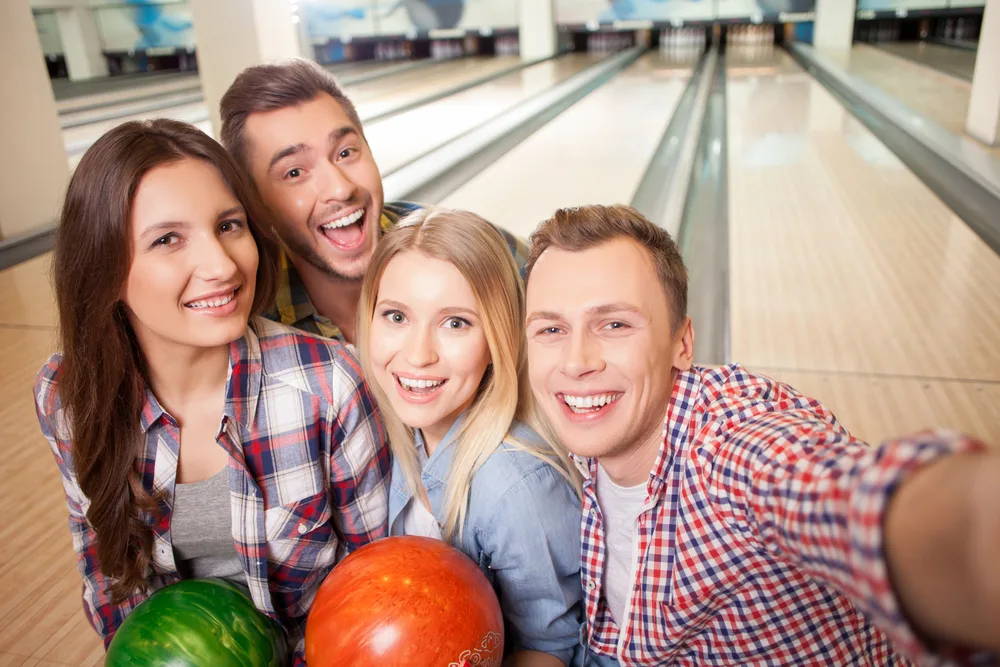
[297,523,308,534]
[585,579,596,592]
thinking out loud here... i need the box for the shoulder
[699,363,835,425]
[34,352,65,419]
[251,317,366,403]
[383,201,425,225]
[33,352,75,447]
[695,363,853,467]
[470,421,575,508]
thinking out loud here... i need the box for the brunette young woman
[33,119,390,665]
[356,208,588,667]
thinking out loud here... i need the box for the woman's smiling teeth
[562,392,623,413]
[185,290,236,309]
[397,375,445,393]
[321,208,364,230]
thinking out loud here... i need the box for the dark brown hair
[220,58,364,175]
[525,204,688,329]
[53,118,279,603]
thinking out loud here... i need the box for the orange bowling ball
[305,536,504,667]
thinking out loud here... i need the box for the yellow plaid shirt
[263,202,530,342]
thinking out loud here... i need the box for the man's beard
[286,195,374,283]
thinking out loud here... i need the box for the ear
[672,316,695,372]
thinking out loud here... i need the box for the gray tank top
[171,467,246,587]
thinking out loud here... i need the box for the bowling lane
[61,56,515,170]
[55,75,200,115]
[821,44,1000,158]
[348,56,520,119]
[55,59,406,121]
[726,47,1000,421]
[876,41,976,81]
[438,52,695,239]
[366,54,604,176]
[51,70,196,101]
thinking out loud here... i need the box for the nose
[563,329,605,379]
[316,158,356,203]
[191,232,239,283]
[404,324,439,368]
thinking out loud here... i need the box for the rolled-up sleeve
[482,465,584,664]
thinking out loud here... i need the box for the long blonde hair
[357,208,581,540]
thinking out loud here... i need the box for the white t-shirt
[595,463,648,627]
[391,495,444,540]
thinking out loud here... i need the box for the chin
[186,321,248,348]
[391,406,441,432]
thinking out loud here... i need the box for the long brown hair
[53,119,279,602]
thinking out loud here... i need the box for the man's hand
[884,451,1000,652]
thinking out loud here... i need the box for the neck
[421,421,452,458]
[599,369,678,487]
[599,424,662,488]
[291,255,362,344]
[141,337,231,422]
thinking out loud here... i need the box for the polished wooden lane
[61,56,519,171]
[727,47,1000,445]
[821,44,1000,158]
[440,51,696,238]
[368,54,604,175]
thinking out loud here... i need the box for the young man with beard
[219,59,528,344]
[524,204,999,666]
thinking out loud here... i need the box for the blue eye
[382,310,405,324]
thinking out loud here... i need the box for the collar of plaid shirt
[134,325,278,618]
[269,202,423,342]
[573,363,988,667]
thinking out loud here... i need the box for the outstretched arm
[718,401,996,660]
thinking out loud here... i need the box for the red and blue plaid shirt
[577,364,991,666]
[34,317,390,664]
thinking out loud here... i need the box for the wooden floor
[826,44,1000,159]
[727,49,1000,446]
[3,46,999,665]
[0,257,106,666]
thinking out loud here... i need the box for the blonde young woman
[357,208,586,667]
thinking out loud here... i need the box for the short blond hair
[526,204,688,329]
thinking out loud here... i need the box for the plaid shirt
[264,201,531,342]
[577,364,991,667]
[34,317,390,665]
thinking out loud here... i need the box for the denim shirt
[387,416,584,664]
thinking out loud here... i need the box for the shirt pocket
[263,490,336,585]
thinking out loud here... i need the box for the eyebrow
[138,206,246,239]
[526,303,644,325]
[267,143,307,174]
[267,126,360,174]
